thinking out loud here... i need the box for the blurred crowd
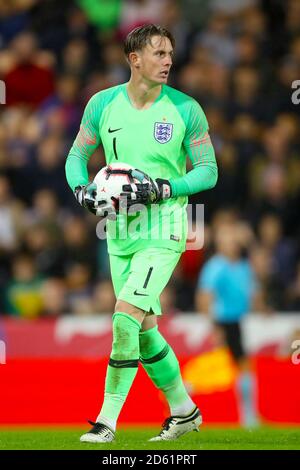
[0,0,300,317]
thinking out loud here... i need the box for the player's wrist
[74,185,85,206]
[155,178,172,200]
[74,182,97,214]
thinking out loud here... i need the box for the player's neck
[126,79,162,110]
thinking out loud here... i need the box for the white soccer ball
[93,162,146,211]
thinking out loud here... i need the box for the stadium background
[0,0,300,429]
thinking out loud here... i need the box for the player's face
[138,36,173,85]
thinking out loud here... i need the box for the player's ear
[128,51,141,69]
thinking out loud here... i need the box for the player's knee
[111,312,140,360]
[115,299,145,320]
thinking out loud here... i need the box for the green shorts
[109,247,181,315]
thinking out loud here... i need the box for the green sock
[139,326,195,416]
[97,312,141,430]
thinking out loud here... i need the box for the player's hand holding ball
[74,182,117,220]
[76,163,172,217]
[120,169,172,209]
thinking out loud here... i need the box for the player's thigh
[109,253,133,298]
[118,248,181,315]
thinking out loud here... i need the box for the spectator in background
[287,263,300,311]
[93,279,116,314]
[101,40,129,85]
[249,163,299,237]
[25,189,66,231]
[117,0,167,39]
[257,214,298,302]
[195,13,237,68]
[4,252,44,318]
[75,0,122,38]
[21,224,64,278]
[0,0,34,46]
[249,243,281,312]
[59,38,90,78]
[236,34,260,68]
[4,31,55,107]
[209,0,257,17]
[232,113,260,167]
[29,0,72,54]
[32,134,67,203]
[62,216,98,276]
[226,66,265,122]
[177,61,211,106]
[0,174,23,253]
[1,108,40,202]
[241,6,266,42]
[65,262,93,315]
[41,277,67,316]
[249,126,293,195]
[195,223,260,426]
[39,74,82,139]
[212,142,243,209]
[0,174,24,310]
[286,0,300,41]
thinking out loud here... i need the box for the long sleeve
[65,94,101,191]
[169,99,218,197]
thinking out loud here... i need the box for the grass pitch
[0,426,299,450]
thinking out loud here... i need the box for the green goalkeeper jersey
[66,83,217,255]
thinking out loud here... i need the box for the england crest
[154,122,173,144]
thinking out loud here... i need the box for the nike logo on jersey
[108,127,122,133]
[134,290,149,296]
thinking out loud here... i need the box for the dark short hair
[124,24,175,58]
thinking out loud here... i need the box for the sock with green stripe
[139,325,195,416]
[97,312,141,431]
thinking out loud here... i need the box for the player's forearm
[65,93,102,192]
[170,161,218,197]
[170,136,218,197]
[65,154,89,191]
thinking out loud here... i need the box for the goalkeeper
[65,24,218,443]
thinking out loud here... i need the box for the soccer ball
[93,162,146,211]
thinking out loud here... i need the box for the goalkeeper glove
[155,178,172,200]
[74,182,116,220]
[120,169,172,209]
